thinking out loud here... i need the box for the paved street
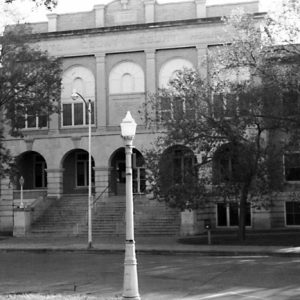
[0,252,299,299]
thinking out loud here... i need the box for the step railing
[92,184,111,209]
[72,184,111,235]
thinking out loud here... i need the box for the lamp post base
[122,240,140,300]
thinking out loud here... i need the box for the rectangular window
[217,202,251,227]
[18,108,48,129]
[160,97,172,121]
[74,103,84,125]
[34,155,47,188]
[286,201,300,226]
[62,104,72,126]
[284,153,300,181]
[62,101,95,127]
[77,161,86,187]
[76,153,95,187]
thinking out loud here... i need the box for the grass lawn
[178,230,300,246]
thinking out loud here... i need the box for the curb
[0,247,300,257]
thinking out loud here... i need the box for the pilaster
[196,44,208,79]
[143,0,156,23]
[94,4,105,27]
[49,112,59,134]
[195,0,206,18]
[46,168,64,198]
[47,13,58,32]
[95,53,107,127]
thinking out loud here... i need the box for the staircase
[30,194,181,237]
[83,195,180,236]
[30,194,88,236]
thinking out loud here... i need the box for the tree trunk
[238,183,250,241]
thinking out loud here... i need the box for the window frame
[283,152,300,183]
[285,201,300,226]
[61,99,95,128]
[216,202,252,228]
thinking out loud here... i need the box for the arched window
[158,58,194,121]
[61,66,95,127]
[159,58,194,89]
[109,61,145,94]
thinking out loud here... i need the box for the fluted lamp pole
[71,90,93,249]
[120,111,140,300]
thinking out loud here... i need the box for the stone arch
[109,61,145,94]
[159,58,194,89]
[15,151,47,190]
[109,147,145,195]
[61,148,95,194]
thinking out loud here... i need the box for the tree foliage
[4,0,57,10]
[143,5,300,240]
[0,25,62,178]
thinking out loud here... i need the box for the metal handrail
[92,184,111,208]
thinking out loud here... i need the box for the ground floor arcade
[0,133,299,235]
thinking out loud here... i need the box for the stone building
[1,0,298,236]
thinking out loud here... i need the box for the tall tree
[144,6,300,241]
[0,25,62,178]
[4,0,57,10]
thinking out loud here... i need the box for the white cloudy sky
[0,0,283,33]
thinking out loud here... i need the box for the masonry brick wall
[155,2,196,22]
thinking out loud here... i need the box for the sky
[4,0,283,25]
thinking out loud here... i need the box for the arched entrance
[109,148,146,195]
[16,151,47,190]
[62,149,95,194]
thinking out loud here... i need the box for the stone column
[195,0,206,18]
[0,177,13,234]
[95,53,107,127]
[46,168,64,199]
[47,13,58,32]
[144,0,156,23]
[145,49,156,122]
[94,167,111,201]
[196,44,208,79]
[94,4,105,27]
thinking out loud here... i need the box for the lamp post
[71,90,93,249]
[19,176,24,208]
[120,111,140,300]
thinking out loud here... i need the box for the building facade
[1,0,298,236]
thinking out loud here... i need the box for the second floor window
[17,107,48,129]
[62,101,95,127]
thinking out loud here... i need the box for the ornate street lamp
[19,176,24,208]
[71,90,93,249]
[120,111,140,300]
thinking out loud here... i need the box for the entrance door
[110,148,145,195]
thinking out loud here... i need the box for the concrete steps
[30,194,180,237]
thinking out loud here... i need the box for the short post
[204,219,212,245]
[19,176,24,208]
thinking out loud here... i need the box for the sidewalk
[0,235,300,256]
